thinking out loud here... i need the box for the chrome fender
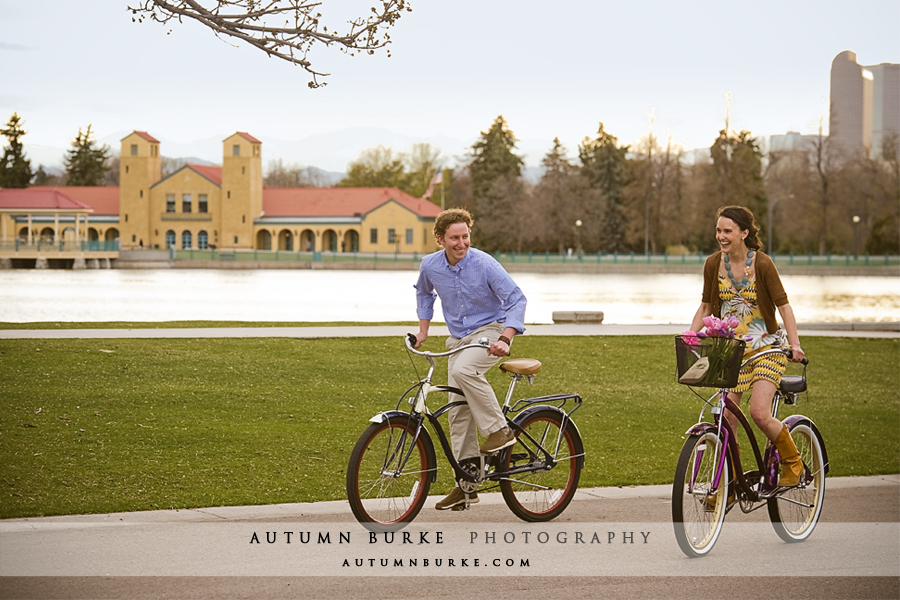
[365,410,438,483]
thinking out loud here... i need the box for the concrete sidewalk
[1,475,896,528]
[1,322,898,339]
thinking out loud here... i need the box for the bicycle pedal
[451,503,469,511]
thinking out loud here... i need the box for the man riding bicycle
[413,208,527,510]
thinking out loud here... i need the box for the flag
[422,169,443,199]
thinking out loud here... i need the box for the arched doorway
[105,228,119,242]
[300,229,315,252]
[343,230,359,253]
[40,227,55,243]
[256,230,272,250]
[198,231,209,250]
[322,229,337,252]
[278,229,293,251]
[181,230,193,249]
[165,230,176,249]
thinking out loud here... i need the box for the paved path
[1,476,897,599]
[2,322,898,339]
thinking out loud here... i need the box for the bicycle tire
[767,422,826,542]
[499,408,583,522]
[346,417,433,531]
[672,431,728,558]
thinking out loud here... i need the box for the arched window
[278,229,293,251]
[165,230,176,249]
[300,229,315,252]
[198,230,209,250]
[181,230,192,249]
[343,230,359,253]
[256,229,272,250]
[323,229,337,252]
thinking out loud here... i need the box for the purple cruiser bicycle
[672,338,829,558]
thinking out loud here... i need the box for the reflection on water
[0,269,897,324]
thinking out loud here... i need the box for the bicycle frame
[684,348,828,507]
[369,336,584,489]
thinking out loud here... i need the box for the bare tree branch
[128,0,411,87]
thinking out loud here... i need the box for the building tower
[220,132,263,249]
[830,51,874,156]
[865,62,900,157]
[119,131,161,249]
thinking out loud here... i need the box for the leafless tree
[128,1,411,87]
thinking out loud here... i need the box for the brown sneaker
[435,487,479,510]
[480,427,516,454]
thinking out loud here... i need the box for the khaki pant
[445,322,507,461]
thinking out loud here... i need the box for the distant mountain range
[22,126,719,185]
[22,126,560,184]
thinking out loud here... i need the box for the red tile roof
[125,131,159,143]
[262,187,443,219]
[2,186,443,220]
[186,164,223,186]
[46,187,120,215]
[0,188,94,211]
[232,132,262,144]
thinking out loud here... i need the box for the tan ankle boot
[774,425,804,487]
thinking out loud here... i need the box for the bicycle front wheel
[672,431,728,558]
[346,417,433,531]
[767,422,826,542]
[500,409,583,522]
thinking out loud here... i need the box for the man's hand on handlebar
[488,339,510,358]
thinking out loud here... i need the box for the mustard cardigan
[701,251,789,335]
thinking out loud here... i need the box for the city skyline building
[830,50,900,157]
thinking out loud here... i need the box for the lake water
[0,269,897,324]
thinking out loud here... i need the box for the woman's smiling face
[716,216,746,255]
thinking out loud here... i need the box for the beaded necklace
[723,250,754,290]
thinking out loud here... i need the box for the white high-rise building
[830,51,900,157]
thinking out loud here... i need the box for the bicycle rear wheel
[767,422,825,542]
[500,409,583,522]
[672,431,728,558]
[346,417,433,531]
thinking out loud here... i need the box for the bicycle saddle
[499,358,542,375]
[779,375,806,393]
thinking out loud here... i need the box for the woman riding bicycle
[689,205,806,487]
[413,208,527,510]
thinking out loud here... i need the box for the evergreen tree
[532,138,596,253]
[579,123,628,252]
[64,125,111,186]
[0,112,33,188]
[469,115,524,217]
[710,129,767,220]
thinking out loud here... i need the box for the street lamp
[853,215,861,259]
[575,220,583,258]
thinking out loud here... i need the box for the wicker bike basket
[675,335,746,388]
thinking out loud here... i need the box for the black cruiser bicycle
[346,334,585,531]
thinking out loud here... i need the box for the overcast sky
[2,0,898,169]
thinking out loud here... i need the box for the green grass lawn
[1,334,897,519]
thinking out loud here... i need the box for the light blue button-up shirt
[415,247,527,339]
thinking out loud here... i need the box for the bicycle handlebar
[743,347,809,367]
[405,333,491,357]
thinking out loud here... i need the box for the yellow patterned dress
[718,275,788,393]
